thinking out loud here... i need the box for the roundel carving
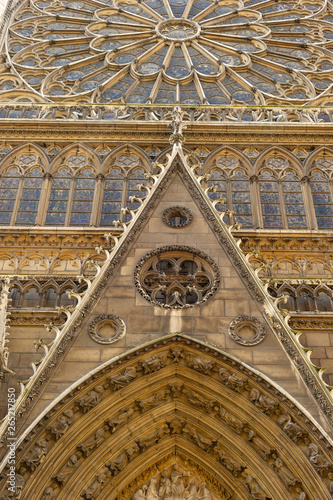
[89,314,126,344]
[229,316,266,346]
[134,246,220,309]
[162,206,193,228]
[3,335,333,500]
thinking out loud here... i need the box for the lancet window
[309,156,333,229]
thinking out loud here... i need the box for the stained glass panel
[15,168,43,225]
[69,168,95,226]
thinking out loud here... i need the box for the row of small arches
[8,280,85,308]
[269,286,333,312]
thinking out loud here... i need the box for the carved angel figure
[55,453,80,484]
[23,439,48,471]
[77,427,106,456]
[277,414,308,443]
[219,405,247,435]
[245,475,271,500]
[107,408,135,433]
[140,354,168,374]
[186,354,214,374]
[249,389,278,415]
[219,368,246,392]
[136,424,170,451]
[81,472,110,499]
[77,386,104,413]
[47,409,74,440]
[108,367,137,390]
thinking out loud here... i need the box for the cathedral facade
[1,0,333,498]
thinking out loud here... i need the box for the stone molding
[228,316,266,346]
[89,314,126,345]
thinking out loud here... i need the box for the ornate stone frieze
[89,314,126,345]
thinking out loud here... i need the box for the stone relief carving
[136,390,170,412]
[214,443,246,478]
[107,408,135,433]
[245,475,271,500]
[272,458,302,489]
[76,386,104,413]
[245,430,277,461]
[131,464,214,500]
[136,424,170,452]
[108,367,137,390]
[185,355,215,375]
[182,389,215,413]
[218,405,247,435]
[307,443,333,476]
[107,444,140,476]
[182,424,215,453]
[219,368,247,393]
[277,414,309,444]
[41,487,56,500]
[89,314,126,345]
[139,354,168,374]
[54,452,81,484]
[47,409,74,440]
[228,316,266,346]
[249,389,280,416]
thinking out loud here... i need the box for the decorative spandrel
[3,0,333,105]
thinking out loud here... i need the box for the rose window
[134,247,220,308]
[3,0,333,105]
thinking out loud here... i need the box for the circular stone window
[229,316,265,346]
[134,246,220,309]
[162,206,193,228]
[89,314,126,345]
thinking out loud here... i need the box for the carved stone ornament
[228,316,266,346]
[162,206,193,228]
[89,314,126,345]
[134,246,220,309]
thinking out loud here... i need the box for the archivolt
[1,335,332,500]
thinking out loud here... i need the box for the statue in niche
[47,409,74,440]
[81,471,110,499]
[272,458,301,488]
[107,408,135,433]
[245,475,271,500]
[219,368,246,392]
[218,405,247,434]
[277,414,309,444]
[77,386,103,413]
[55,452,81,484]
[22,439,48,471]
[108,366,137,390]
[136,390,169,412]
[140,354,168,374]
[307,443,333,476]
[77,426,107,456]
[249,389,279,415]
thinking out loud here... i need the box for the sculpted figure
[184,478,197,500]
[77,426,107,456]
[48,409,74,440]
[41,487,56,500]
[140,354,168,374]
[81,472,110,499]
[136,390,169,412]
[108,367,137,390]
[186,354,214,374]
[146,478,159,500]
[23,439,48,471]
[159,471,172,499]
[168,379,184,398]
[273,458,301,487]
[9,471,25,498]
[219,368,246,392]
[136,424,170,451]
[55,453,80,484]
[219,405,246,434]
[170,347,183,362]
[170,464,189,498]
[307,443,333,475]
[132,486,148,500]
[246,430,276,461]
[108,408,135,433]
[77,386,103,413]
[183,423,214,452]
[197,481,212,500]
[277,414,308,443]
[249,389,279,415]
[167,417,185,434]
[108,444,139,475]
[245,475,271,500]
[183,389,215,413]
[214,442,246,477]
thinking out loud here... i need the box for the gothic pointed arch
[1,335,332,500]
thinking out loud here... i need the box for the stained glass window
[230,170,253,227]
[0,168,20,225]
[4,0,332,106]
[100,168,124,226]
[70,168,96,226]
[310,171,333,228]
[281,171,307,228]
[45,168,71,225]
[258,170,282,228]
